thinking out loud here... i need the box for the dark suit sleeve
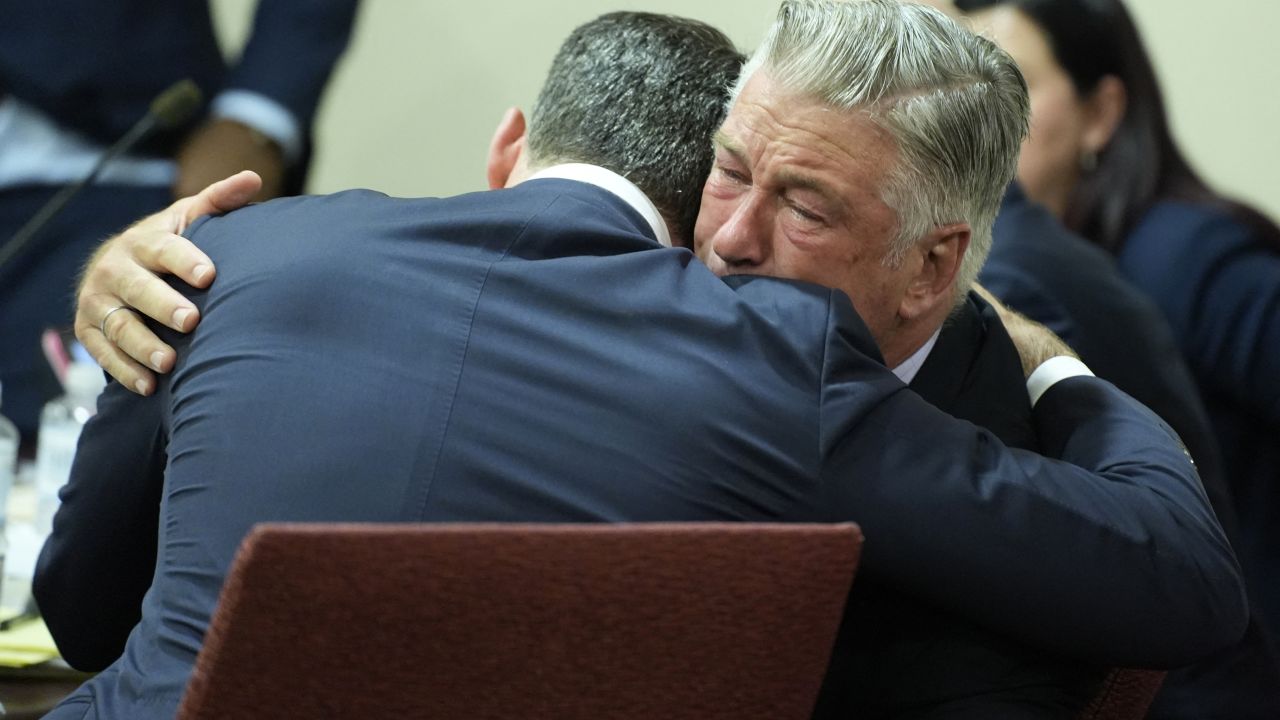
[817,296,1246,669]
[225,0,360,130]
[32,381,166,671]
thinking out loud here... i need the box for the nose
[710,193,772,271]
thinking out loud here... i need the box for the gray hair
[527,12,745,247]
[732,0,1029,297]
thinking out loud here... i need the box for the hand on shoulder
[76,171,261,394]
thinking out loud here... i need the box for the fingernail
[150,351,166,371]
[172,308,193,329]
[134,379,151,395]
[193,264,212,283]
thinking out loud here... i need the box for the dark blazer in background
[0,0,359,154]
[820,292,1105,720]
[980,184,1227,510]
[0,0,359,445]
[1119,201,1280,668]
[979,183,1280,719]
[36,180,1245,718]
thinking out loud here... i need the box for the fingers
[90,171,248,296]
[138,218,217,292]
[103,302,178,375]
[175,170,262,231]
[78,287,178,367]
[68,173,250,395]
[75,294,169,396]
[75,232,191,396]
[84,226,203,331]
[77,328,153,395]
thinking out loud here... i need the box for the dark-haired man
[43,4,1244,720]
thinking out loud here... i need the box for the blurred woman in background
[956,0,1280,714]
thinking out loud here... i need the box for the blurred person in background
[42,2,1254,717]
[0,0,359,450]
[956,0,1280,716]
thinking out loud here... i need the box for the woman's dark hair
[955,0,1280,253]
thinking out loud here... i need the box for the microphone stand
[0,79,202,274]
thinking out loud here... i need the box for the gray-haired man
[695,2,1112,715]
[55,3,1243,719]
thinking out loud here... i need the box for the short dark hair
[527,12,745,247]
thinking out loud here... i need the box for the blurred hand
[973,283,1078,377]
[173,119,284,201]
[76,171,262,394]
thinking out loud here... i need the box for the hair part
[527,12,745,247]
[732,0,1030,299]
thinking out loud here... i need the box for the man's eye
[790,204,824,224]
[717,165,747,183]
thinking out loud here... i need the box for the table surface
[0,673,87,719]
[3,466,83,717]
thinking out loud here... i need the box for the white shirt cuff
[211,90,303,163]
[1026,356,1095,407]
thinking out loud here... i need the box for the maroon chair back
[1078,668,1166,720]
[177,522,863,720]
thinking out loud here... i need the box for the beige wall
[1124,0,1280,218]
[214,0,1280,219]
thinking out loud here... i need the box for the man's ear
[899,223,970,320]
[1082,75,1126,155]
[486,107,527,189]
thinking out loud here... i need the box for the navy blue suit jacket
[980,184,1280,718]
[0,0,358,153]
[37,180,1246,719]
[980,185,1227,512]
[821,293,1104,719]
[1119,202,1280,658]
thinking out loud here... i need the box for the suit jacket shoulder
[910,292,1037,452]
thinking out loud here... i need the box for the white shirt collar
[526,163,672,248]
[891,328,942,385]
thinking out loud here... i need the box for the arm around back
[75,172,259,392]
[817,297,1246,669]
[33,381,168,670]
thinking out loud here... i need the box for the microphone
[0,79,204,273]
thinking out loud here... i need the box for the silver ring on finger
[100,305,134,340]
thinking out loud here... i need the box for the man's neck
[882,298,962,379]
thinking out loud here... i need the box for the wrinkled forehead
[719,73,900,182]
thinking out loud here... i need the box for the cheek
[1020,88,1084,186]
[841,260,898,325]
[693,192,729,258]
[771,228,834,277]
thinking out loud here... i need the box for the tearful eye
[790,204,824,224]
[717,165,748,184]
